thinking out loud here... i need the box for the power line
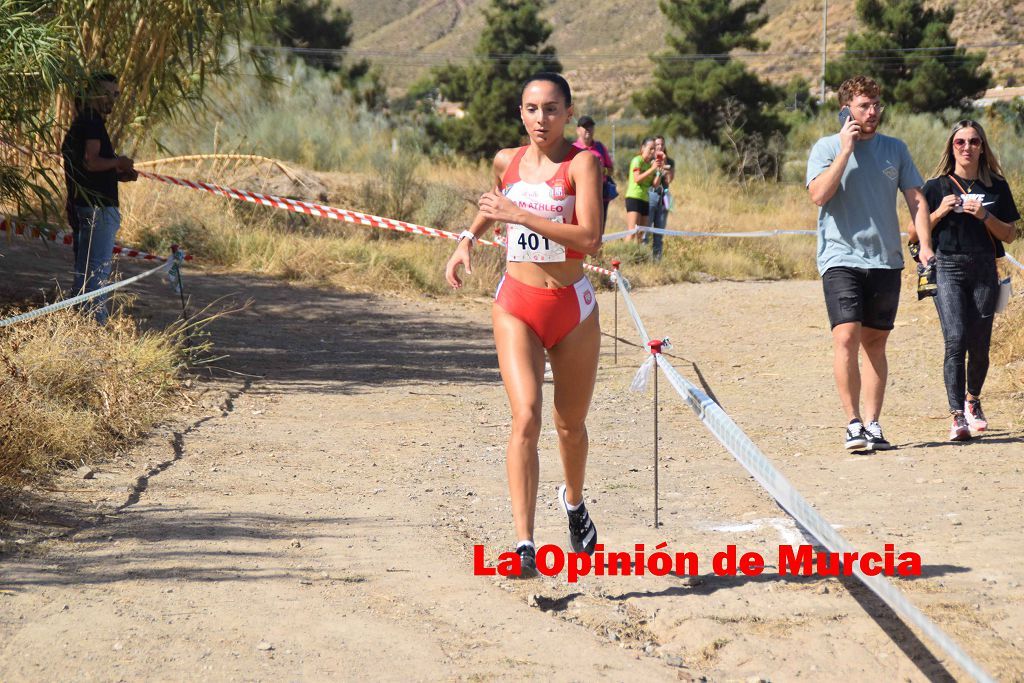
[249,40,1024,65]
[246,41,1020,82]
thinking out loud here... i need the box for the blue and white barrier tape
[614,276,994,683]
[0,260,172,328]
[603,226,816,242]
[602,228,641,242]
[1004,252,1024,273]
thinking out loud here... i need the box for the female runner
[445,73,603,577]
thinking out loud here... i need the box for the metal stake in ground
[169,245,189,320]
[612,260,621,365]
[648,338,663,528]
[169,245,193,350]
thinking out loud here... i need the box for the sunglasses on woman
[953,138,982,148]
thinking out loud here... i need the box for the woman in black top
[912,120,1019,441]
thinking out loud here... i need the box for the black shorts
[822,267,902,330]
[624,197,649,216]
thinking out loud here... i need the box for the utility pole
[820,0,828,103]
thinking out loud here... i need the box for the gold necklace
[957,172,979,193]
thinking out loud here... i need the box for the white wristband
[458,230,477,244]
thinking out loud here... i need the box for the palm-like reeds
[1,0,76,216]
[1,0,268,220]
[57,0,270,147]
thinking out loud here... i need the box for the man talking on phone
[806,75,930,452]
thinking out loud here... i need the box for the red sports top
[499,146,585,260]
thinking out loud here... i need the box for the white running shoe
[949,412,971,441]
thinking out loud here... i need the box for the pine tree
[272,0,366,78]
[825,0,990,112]
[633,0,785,155]
[270,0,386,108]
[427,0,561,159]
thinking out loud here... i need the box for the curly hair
[838,76,881,106]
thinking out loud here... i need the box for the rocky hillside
[336,0,1024,110]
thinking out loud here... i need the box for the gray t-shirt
[806,133,923,275]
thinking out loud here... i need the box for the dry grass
[989,265,1024,402]
[0,307,188,490]
[114,150,823,301]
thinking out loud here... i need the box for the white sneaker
[949,412,971,441]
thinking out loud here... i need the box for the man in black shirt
[61,72,136,323]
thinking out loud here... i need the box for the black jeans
[934,252,998,412]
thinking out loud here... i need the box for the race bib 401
[506,219,566,263]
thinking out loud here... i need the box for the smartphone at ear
[838,106,851,128]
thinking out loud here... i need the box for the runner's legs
[493,304,546,542]
[547,308,600,507]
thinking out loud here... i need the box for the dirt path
[2,241,1023,681]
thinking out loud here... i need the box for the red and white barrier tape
[137,170,615,279]
[0,215,190,263]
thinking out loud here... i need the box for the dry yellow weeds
[0,307,187,489]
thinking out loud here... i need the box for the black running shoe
[844,420,868,451]
[515,544,538,578]
[864,421,892,450]
[558,484,597,555]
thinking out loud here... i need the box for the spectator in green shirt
[625,137,661,241]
